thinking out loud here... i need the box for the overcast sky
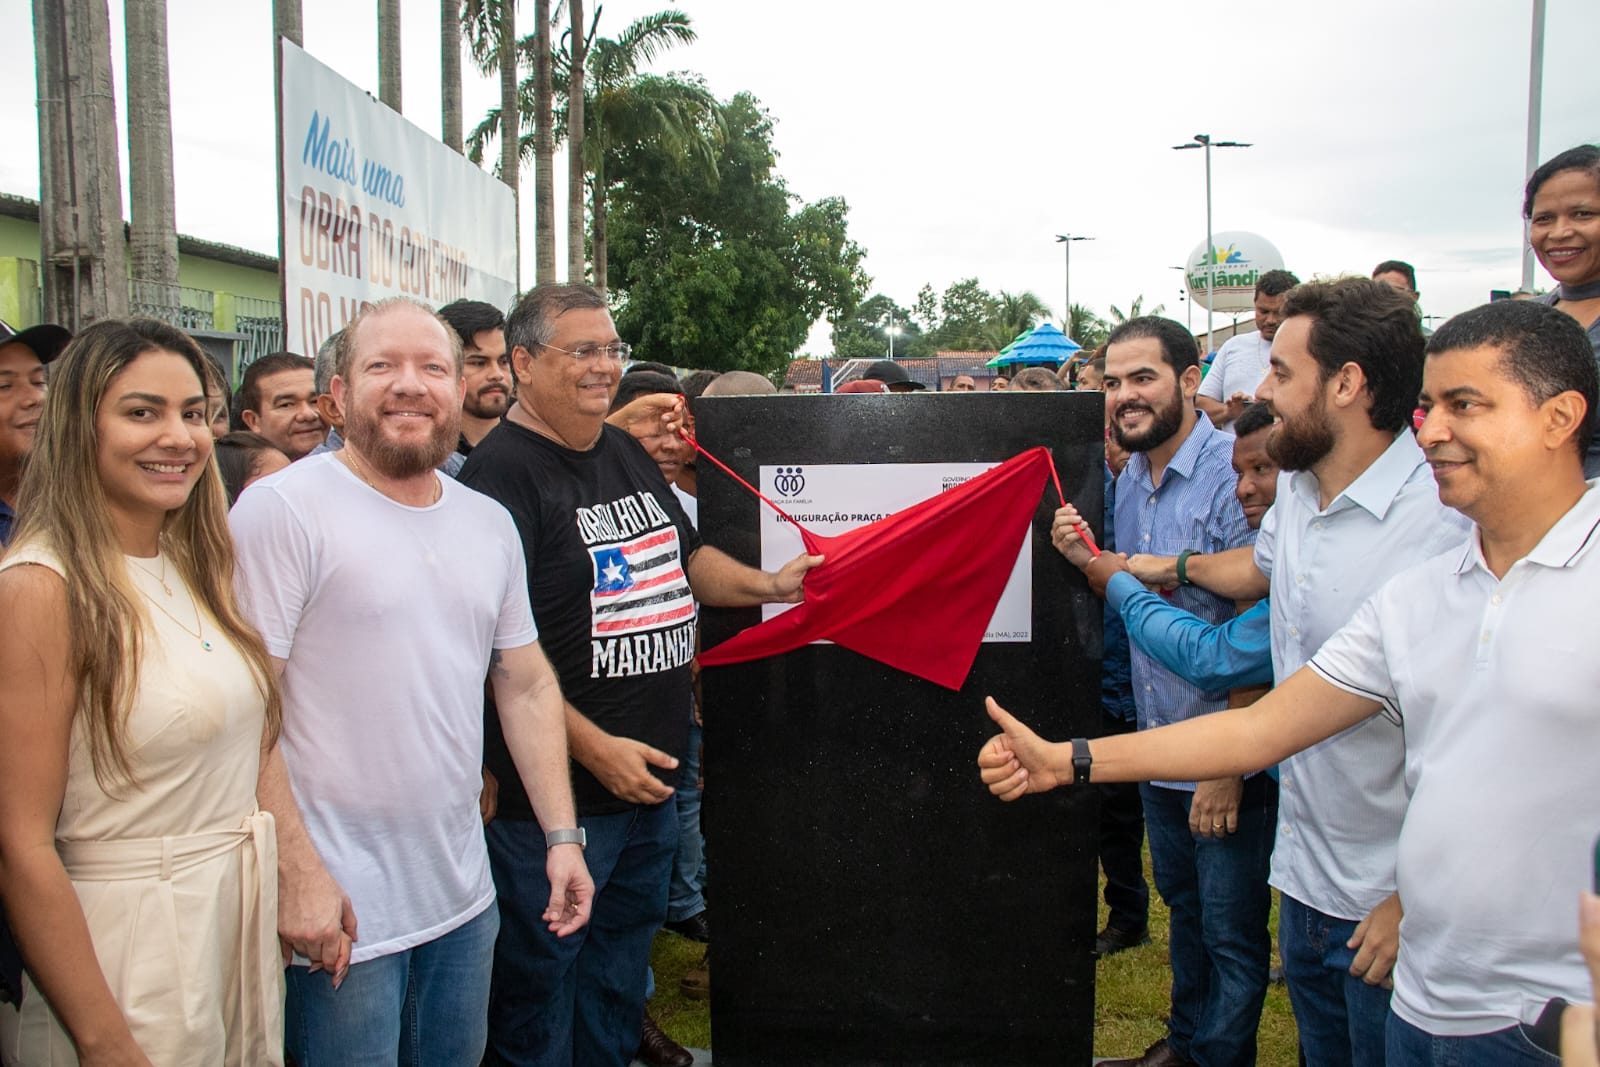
[4,0,1598,352]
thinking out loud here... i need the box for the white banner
[277,38,516,357]
[758,462,1033,642]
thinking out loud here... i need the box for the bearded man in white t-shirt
[1197,269,1299,432]
[232,298,595,1067]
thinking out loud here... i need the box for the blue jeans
[1386,1012,1559,1067]
[284,901,498,1067]
[1141,778,1277,1067]
[484,803,678,1067]
[668,713,707,923]
[1279,893,1392,1067]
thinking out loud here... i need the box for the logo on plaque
[774,467,806,497]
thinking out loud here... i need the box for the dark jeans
[1279,893,1392,1067]
[1142,776,1277,1067]
[484,803,678,1067]
[1098,711,1150,933]
[285,902,499,1067]
[668,712,707,923]
[1386,1012,1559,1067]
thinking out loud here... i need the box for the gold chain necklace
[127,553,174,597]
[129,561,213,652]
[343,448,442,505]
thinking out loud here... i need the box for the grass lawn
[649,845,1301,1064]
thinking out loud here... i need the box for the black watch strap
[1070,737,1093,785]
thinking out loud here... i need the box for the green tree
[831,294,933,361]
[1068,303,1110,350]
[607,92,867,376]
[932,278,999,349]
[463,0,537,282]
[469,9,712,293]
[975,289,1052,350]
[912,283,940,334]
[1109,294,1168,324]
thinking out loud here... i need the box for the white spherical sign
[1184,231,1285,313]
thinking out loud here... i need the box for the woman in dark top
[1525,144,1600,475]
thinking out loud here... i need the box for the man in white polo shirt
[1196,269,1299,432]
[981,297,1600,1067]
[233,298,594,1067]
[1118,278,1473,1066]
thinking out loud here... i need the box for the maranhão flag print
[695,444,1066,691]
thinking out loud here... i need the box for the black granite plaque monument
[694,391,1105,1066]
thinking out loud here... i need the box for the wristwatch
[1070,738,1093,785]
[545,827,587,850]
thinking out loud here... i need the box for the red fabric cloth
[697,447,1054,690]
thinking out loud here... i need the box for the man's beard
[1267,401,1336,471]
[465,385,511,420]
[1111,383,1185,453]
[344,402,461,478]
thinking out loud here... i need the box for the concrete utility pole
[35,0,130,329]
[125,0,181,302]
[379,0,403,111]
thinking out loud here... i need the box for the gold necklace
[130,569,214,652]
[343,449,442,505]
[127,553,173,597]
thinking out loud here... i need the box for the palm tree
[469,10,708,294]
[1108,295,1167,324]
[125,0,180,307]
[574,12,707,294]
[976,290,1052,350]
[1067,303,1109,350]
[378,0,401,110]
[441,0,462,152]
[464,0,530,285]
[564,0,589,282]
[582,74,719,294]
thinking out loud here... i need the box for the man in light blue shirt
[1093,402,1280,693]
[1061,316,1264,1067]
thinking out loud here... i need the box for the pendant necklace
[127,553,174,597]
[130,556,213,651]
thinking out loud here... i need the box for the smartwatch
[1176,549,1198,587]
[1070,738,1093,785]
[545,827,587,850]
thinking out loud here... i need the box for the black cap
[0,322,72,365]
[860,360,925,390]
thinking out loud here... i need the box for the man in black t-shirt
[461,284,821,1067]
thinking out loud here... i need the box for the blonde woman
[0,319,284,1065]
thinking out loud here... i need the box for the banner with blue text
[277,38,516,357]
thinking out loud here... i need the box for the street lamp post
[1522,0,1546,292]
[1055,234,1094,336]
[1173,133,1250,352]
[883,308,901,359]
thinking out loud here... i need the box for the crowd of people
[981,143,1600,1067]
[0,144,1596,1067]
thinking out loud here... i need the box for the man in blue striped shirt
[1077,317,1267,1067]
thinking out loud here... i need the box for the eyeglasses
[541,341,633,362]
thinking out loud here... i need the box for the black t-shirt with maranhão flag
[460,421,700,817]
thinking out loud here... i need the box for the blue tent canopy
[987,323,1083,367]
